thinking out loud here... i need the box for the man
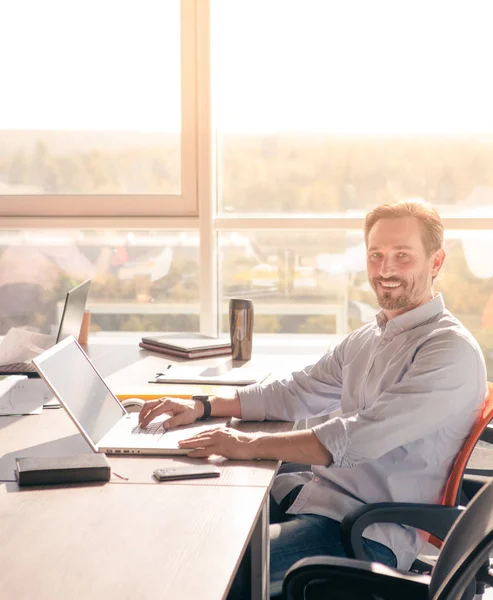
[139,200,487,596]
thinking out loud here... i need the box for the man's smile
[376,280,403,289]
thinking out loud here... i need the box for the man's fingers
[187,448,215,458]
[178,434,213,448]
[139,399,161,414]
[183,427,225,441]
[139,398,175,427]
[138,399,163,425]
[178,428,224,445]
[139,405,165,428]
[162,411,195,430]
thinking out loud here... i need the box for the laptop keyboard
[0,361,36,373]
[131,420,165,436]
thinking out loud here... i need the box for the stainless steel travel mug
[229,298,254,361]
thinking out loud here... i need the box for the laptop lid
[33,336,126,451]
[56,279,91,343]
[0,279,91,378]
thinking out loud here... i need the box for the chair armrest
[282,555,429,600]
[341,503,463,560]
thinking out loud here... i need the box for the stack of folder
[139,334,232,359]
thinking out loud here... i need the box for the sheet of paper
[0,328,55,365]
[154,365,270,386]
[0,376,52,415]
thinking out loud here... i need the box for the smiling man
[139,200,487,598]
[366,204,444,316]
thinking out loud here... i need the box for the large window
[2,0,493,378]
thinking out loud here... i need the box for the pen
[155,365,172,377]
[147,365,172,383]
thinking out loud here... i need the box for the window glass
[212,0,493,215]
[0,230,199,335]
[218,230,363,336]
[0,0,181,195]
[218,230,493,380]
[438,231,493,381]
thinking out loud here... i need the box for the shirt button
[313,476,320,483]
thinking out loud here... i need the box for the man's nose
[379,256,396,278]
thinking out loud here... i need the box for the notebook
[141,334,232,353]
[139,341,232,359]
[32,336,231,455]
[0,279,91,378]
[150,364,270,386]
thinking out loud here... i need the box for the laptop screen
[33,337,125,446]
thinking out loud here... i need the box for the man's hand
[178,427,257,460]
[138,397,204,429]
[178,428,333,465]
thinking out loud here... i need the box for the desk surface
[0,340,301,600]
[86,336,328,400]
[0,481,267,600]
[0,407,292,487]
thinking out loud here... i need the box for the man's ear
[431,248,446,278]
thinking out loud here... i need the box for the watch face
[192,395,208,400]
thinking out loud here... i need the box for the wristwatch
[192,395,212,421]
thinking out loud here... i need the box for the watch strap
[192,395,212,420]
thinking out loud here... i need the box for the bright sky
[1,0,493,134]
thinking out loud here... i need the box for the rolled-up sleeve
[312,332,486,468]
[238,342,346,421]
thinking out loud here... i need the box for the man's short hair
[364,199,444,255]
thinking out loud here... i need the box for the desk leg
[250,495,270,600]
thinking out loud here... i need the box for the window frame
[0,0,198,218]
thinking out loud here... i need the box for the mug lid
[229,298,253,309]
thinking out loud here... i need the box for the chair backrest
[426,383,493,550]
[440,382,493,507]
[430,477,493,600]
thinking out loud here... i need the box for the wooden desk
[0,481,267,600]
[0,340,313,600]
[0,408,278,600]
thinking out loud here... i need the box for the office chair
[282,476,493,600]
[461,411,493,502]
[340,383,493,560]
[439,382,493,510]
[323,382,493,600]
[277,384,493,599]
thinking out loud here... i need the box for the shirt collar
[375,293,445,334]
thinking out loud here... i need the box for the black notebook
[15,454,111,486]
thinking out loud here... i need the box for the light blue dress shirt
[238,293,487,569]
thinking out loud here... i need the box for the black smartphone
[153,465,221,482]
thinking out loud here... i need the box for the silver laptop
[0,279,91,378]
[32,336,230,455]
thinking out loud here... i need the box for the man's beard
[372,278,410,310]
[377,290,410,310]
